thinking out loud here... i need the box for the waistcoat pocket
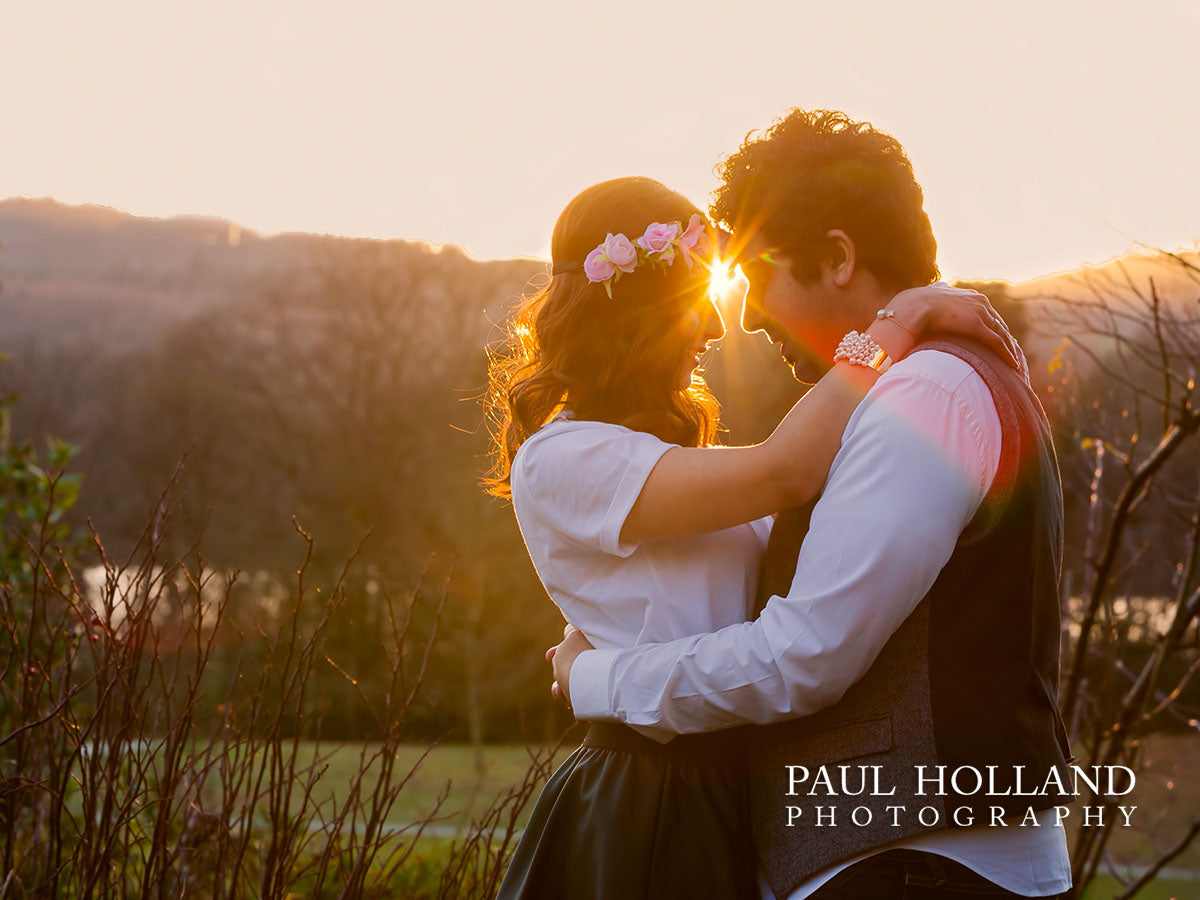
[787,713,894,764]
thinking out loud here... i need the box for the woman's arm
[619,336,883,544]
[619,283,1016,544]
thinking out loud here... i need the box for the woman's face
[674,293,726,390]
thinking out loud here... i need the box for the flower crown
[553,213,712,298]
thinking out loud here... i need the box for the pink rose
[637,221,680,257]
[584,246,616,283]
[602,233,638,273]
[677,213,705,269]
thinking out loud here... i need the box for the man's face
[735,233,852,384]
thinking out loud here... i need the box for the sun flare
[708,256,747,310]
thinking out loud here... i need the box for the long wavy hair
[484,177,721,498]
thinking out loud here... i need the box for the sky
[3,0,1198,282]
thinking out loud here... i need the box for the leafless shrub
[1034,249,1200,896]
[0,459,546,898]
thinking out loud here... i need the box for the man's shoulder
[882,348,983,396]
[871,348,1002,453]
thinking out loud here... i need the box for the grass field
[1082,874,1199,899]
[197,739,575,831]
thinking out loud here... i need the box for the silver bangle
[876,307,918,338]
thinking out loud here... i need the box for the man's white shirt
[570,349,1072,898]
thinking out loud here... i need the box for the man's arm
[565,352,1002,741]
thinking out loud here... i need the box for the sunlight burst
[707,256,747,312]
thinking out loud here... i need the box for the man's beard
[782,341,831,385]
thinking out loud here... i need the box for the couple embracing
[484,109,1074,899]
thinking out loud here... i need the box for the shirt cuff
[568,648,622,722]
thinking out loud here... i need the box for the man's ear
[825,229,856,287]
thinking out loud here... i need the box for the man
[549,109,1074,899]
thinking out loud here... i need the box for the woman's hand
[869,282,1026,373]
[546,624,593,713]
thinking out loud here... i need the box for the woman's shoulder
[512,417,675,501]
[517,417,662,460]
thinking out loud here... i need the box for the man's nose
[741,295,768,335]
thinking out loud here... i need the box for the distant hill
[0,200,551,546]
[999,247,1200,365]
[5,197,1196,354]
[4,196,1197,456]
[1014,247,1200,305]
[0,197,542,354]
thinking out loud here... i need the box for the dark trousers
[808,849,1063,899]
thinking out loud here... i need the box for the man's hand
[546,624,595,712]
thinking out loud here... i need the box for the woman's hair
[484,177,720,498]
[711,109,939,291]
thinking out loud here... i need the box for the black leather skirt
[496,723,758,900]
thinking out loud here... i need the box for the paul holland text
[781,765,1137,829]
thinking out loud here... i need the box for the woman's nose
[704,299,726,342]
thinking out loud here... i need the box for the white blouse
[510,417,772,651]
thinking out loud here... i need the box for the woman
[483,177,1016,899]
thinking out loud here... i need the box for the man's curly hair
[711,109,939,290]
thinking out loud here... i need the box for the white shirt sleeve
[569,352,1003,740]
[512,420,674,558]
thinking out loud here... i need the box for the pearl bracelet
[834,330,893,374]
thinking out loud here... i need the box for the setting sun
[708,256,747,311]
